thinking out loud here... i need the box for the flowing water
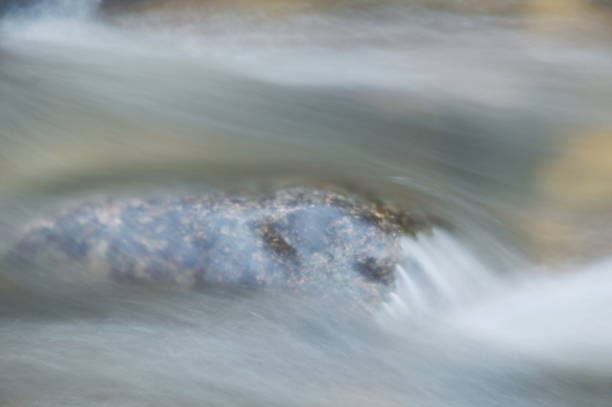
[2,0,612,405]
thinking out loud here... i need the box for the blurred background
[1,1,612,406]
[1,0,612,262]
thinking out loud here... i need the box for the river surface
[1,0,612,406]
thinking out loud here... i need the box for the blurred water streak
[2,1,612,406]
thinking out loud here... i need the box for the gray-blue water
[2,1,612,405]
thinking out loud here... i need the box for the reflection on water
[1,0,612,405]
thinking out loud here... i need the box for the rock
[522,129,612,263]
[7,188,427,305]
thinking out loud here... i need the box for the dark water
[2,1,612,405]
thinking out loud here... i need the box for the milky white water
[2,0,612,405]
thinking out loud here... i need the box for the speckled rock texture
[8,188,426,304]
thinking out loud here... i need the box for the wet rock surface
[8,188,428,305]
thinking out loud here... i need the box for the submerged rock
[8,188,428,305]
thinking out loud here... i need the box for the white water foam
[382,228,503,323]
[452,257,612,373]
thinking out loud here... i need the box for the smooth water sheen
[2,0,612,406]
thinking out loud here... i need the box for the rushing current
[2,0,612,405]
